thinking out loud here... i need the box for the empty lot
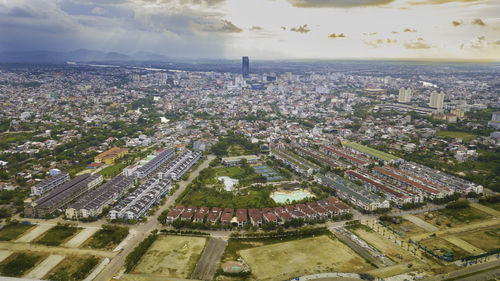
[133,235,207,278]
[15,224,53,243]
[239,235,375,281]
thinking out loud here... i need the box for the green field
[98,163,126,177]
[343,141,399,162]
[47,255,100,281]
[0,252,46,277]
[35,224,80,246]
[85,225,129,250]
[436,131,478,142]
[437,207,491,225]
[181,185,276,209]
[0,223,33,241]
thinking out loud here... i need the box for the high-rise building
[242,56,249,78]
[488,111,500,129]
[429,91,445,109]
[398,87,412,103]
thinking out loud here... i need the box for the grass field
[349,227,414,263]
[84,225,129,250]
[215,166,247,179]
[0,252,47,277]
[133,235,207,278]
[0,224,33,241]
[238,235,375,281]
[436,131,477,142]
[227,145,246,156]
[98,163,126,177]
[35,224,80,246]
[46,255,100,281]
[418,237,469,260]
[456,226,500,252]
[416,207,491,228]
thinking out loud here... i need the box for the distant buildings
[221,155,259,166]
[398,87,412,103]
[488,111,500,129]
[94,147,128,165]
[242,56,249,78]
[135,148,175,179]
[429,91,445,110]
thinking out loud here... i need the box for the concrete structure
[429,90,445,110]
[25,173,102,218]
[488,111,500,129]
[221,155,259,166]
[135,148,175,179]
[158,150,202,180]
[398,87,412,103]
[65,175,134,219]
[31,173,69,196]
[242,56,249,78]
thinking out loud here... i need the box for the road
[94,155,215,281]
[191,237,227,281]
[423,258,500,281]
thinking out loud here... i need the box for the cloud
[461,36,500,49]
[287,0,395,8]
[250,26,263,31]
[290,24,310,34]
[281,26,287,30]
[403,28,417,32]
[329,33,345,38]
[91,7,106,16]
[392,31,399,34]
[363,32,377,36]
[452,21,462,27]
[404,39,431,49]
[408,0,479,5]
[363,37,397,48]
[197,19,242,33]
[472,18,485,26]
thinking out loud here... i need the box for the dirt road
[191,237,227,281]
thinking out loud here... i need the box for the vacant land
[63,228,98,248]
[133,235,207,278]
[403,215,440,232]
[0,224,33,241]
[390,219,429,236]
[239,235,374,281]
[24,254,65,279]
[350,226,414,263]
[436,131,477,141]
[84,225,129,250]
[46,255,101,281]
[15,224,53,243]
[416,207,491,228]
[98,163,126,177]
[0,252,47,277]
[418,237,469,260]
[456,226,500,252]
[35,224,80,246]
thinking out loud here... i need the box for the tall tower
[429,91,445,109]
[242,56,249,78]
[398,87,412,103]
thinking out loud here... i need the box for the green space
[436,131,478,142]
[85,225,129,250]
[436,207,490,224]
[342,141,399,162]
[211,134,260,157]
[0,223,33,241]
[35,224,80,246]
[98,163,126,177]
[0,132,34,150]
[47,255,100,281]
[192,162,266,188]
[181,185,276,209]
[0,252,45,277]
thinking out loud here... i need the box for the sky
[0,0,499,60]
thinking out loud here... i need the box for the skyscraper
[242,56,249,78]
[429,91,445,110]
[398,87,412,103]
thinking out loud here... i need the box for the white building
[398,87,412,103]
[429,91,445,110]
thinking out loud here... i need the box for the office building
[242,56,249,78]
[488,111,500,129]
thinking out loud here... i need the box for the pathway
[191,237,227,281]
[470,203,500,217]
[24,254,65,279]
[15,224,53,243]
[0,241,117,258]
[0,250,12,263]
[402,215,439,232]
[63,227,98,248]
[443,235,484,254]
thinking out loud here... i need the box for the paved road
[191,237,227,281]
[423,258,500,281]
[0,241,116,258]
[332,231,384,268]
[94,155,215,281]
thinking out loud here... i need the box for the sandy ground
[63,227,99,248]
[15,224,53,243]
[0,241,117,258]
[442,235,484,254]
[456,226,500,252]
[0,250,12,263]
[133,235,207,278]
[24,254,65,279]
[403,215,439,232]
[191,237,227,281]
[239,235,374,281]
[351,227,414,263]
[411,219,500,241]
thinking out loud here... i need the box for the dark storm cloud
[472,18,486,26]
[329,33,345,38]
[287,0,394,8]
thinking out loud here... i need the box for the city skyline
[1,0,499,61]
